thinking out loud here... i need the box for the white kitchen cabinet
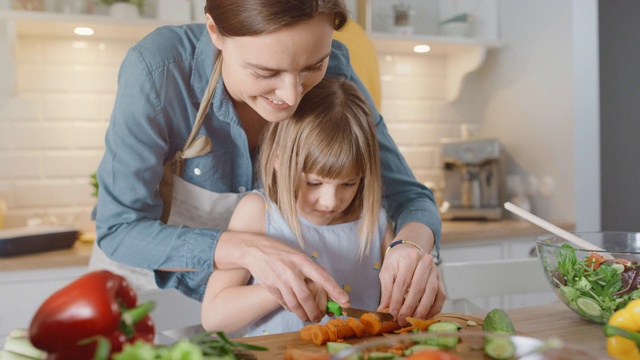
[438,236,556,314]
[0,266,87,347]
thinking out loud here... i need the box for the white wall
[454,0,578,223]
[0,25,460,232]
[0,0,593,232]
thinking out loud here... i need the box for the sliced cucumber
[367,351,396,360]
[484,337,516,360]
[576,297,603,318]
[403,344,440,356]
[424,321,460,348]
[427,321,462,332]
[327,342,353,354]
[326,342,361,360]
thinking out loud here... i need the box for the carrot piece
[379,320,402,334]
[346,317,368,337]
[360,313,383,335]
[338,318,356,338]
[310,325,331,345]
[394,325,417,334]
[300,324,316,340]
[325,323,338,342]
[326,319,347,340]
[407,317,441,331]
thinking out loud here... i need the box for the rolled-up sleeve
[95,39,222,301]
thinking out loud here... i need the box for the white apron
[88,178,246,291]
[89,58,246,292]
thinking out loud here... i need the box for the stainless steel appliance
[439,138,504,220]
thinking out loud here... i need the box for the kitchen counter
[0,219,574,272]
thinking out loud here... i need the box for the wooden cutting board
[236,313,486,360]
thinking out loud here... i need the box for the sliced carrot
[310,325,331,345]
[336,318,356,338]
[300,324,316,340]
[346,317,368,337]
[394,325,417,334]
[407,317,441,331]
[360,313,383,335]
[379,320,402,334]
[326,319,347,340]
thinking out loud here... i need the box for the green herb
[111,332,267,360]
[90,172,99,198]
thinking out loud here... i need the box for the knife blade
[326,300,395,321]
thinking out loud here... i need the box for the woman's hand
[305,278,329,321]
[377,222,446,326]
[378,247,445,325]
[215,231,349,323]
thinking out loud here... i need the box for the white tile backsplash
[0,32,465,231]
[0,153,43,179]
[42,94,101,121]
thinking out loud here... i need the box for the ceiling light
[74,27,94,36]
[413,44,431,53]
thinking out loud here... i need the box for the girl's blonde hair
[259,77,382,258]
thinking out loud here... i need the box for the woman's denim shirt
[94,24,441,301]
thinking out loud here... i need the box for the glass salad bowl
[329,331,604,360]
[536,231,640,324]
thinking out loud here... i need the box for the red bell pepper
[28,270,156,360]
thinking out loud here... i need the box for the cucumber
[483,308,516,335]
[575,297,602,318]
[326,342,353,354]
[483,309,516,359]
[483,337,516,360]
[424,321,461,349]
[326,342,361,360]
[367,352,396,360]
[403,344,440,356]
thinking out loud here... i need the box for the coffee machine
[439,138,504,220]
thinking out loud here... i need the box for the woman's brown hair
[206,0,348,37]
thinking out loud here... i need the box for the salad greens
[547,243,640,323]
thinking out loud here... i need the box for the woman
[92,0,444,325]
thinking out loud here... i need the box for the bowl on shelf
[536,231,640,324]
[329,331,602,360]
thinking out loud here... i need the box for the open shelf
[0,10,502,101]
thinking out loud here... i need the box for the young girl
[201,77,394,335]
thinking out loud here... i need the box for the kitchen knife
[326,300,395,321]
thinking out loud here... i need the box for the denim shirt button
[238,186,246,192]
[193,168,201,175]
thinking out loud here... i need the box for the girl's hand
[229,233,349,323]
[378,245,446,326]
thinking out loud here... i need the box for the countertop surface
[0,219,574,272]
